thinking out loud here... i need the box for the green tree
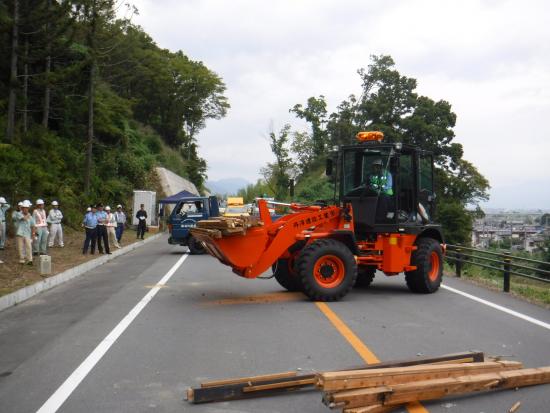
[288,55,489,243]
[291,96,328,156]
[237,180,273,204]
[0,1,229,221]
[261,124,294,200]
[290,130,315,175]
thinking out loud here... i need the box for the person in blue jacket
[82,206,98,254]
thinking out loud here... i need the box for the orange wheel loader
[191,131,445,301]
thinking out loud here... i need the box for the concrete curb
[0,233,165,313]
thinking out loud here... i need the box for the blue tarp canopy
[159,190,198,204]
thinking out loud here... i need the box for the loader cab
[332,139,438,240]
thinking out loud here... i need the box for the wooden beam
[318,361,522,392]
[327,367,550,409]
[242,378,316,393]
[344,404,399,413]
[201,371,297,388]
[187,351,484,404]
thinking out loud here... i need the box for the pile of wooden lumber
[190,216,264,239]
[318,361,550,412]
[187,352,485,403]
[186,352,550,411]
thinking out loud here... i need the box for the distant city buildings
[472,210,549,253]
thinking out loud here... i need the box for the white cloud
[129,0,550,207]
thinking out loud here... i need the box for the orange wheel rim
[428,251,440,281]
[313,255,345,288]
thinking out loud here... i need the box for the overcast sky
[129,0,550,209]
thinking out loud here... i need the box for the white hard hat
[0,197,6,204]
[86,207,92,212]
[117,204,122,208]
[22,200,32,208]
[36,199,45,205]
[18,201,23,207]
[52,200,59,206]
[105,206,111,211]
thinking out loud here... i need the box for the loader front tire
[355,266,376,288]
[188,236,206,255]
[297,239,357,302]
[405,237,442,293]
[272,258,302,292]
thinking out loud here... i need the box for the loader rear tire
[188,236,206,255]
[355,266,376,288]
[297,239,357,302]
[272,258,302,292]
[405,237,442,293]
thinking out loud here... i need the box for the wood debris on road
[509,401,522,413]
[323,365,550,412]
[185,351,550,412]
[186,351,484,404]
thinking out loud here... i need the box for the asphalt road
[0,235,549,413]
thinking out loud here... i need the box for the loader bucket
[191,227,270,275]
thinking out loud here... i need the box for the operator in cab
[367,158,394,222]
[368,159,393,196]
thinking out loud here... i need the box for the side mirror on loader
[325,159,333,176]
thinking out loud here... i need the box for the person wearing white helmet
[0,196,10,250]
[114,204,126,245]
[14,200,36,264]
[32,199,49,255]
[47,200,64,248]
[105,206,121,249]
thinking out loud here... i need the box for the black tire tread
[272,259,302,292]
[297,239,357,302]
[188,236,206,255]
[405,237,442,293]
[355,266,376,288]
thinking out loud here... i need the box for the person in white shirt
[0,196,10,250]
[32,199,49,255]
[15,200,36,264]
[114,204,126,244]
[105,206,121,249]
[47,200,64,247]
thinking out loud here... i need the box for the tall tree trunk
[42,55,51,128]
[85,61,95,194]
[6,0,19,142]
[22,36,29,133]
[84,1,98,194]
[42,0,52,128]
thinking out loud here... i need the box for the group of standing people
[82,204,128,255]
[0,197,65,265]
[0,196,148,265]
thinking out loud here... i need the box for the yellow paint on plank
[315,302,429,413]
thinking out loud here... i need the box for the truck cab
[168,196,220,254]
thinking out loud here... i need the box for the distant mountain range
[206,178,250,195]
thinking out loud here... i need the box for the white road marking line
[441,284,550,331]
[36,253,189,413]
